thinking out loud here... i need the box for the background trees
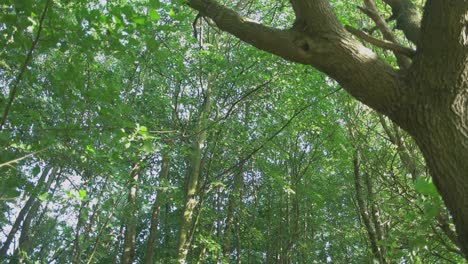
[0,0,465,263]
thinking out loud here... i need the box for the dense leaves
[0,0,464,263]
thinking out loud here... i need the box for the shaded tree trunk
[353,149,386,263]
[14,168,59,264]
[0,166,54,259]
[122,162,143,264]
[223,166,243,261]
[71,190,90,264]
[143,149,171,264]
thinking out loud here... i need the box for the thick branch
[188,0,308,64]
[187,0,405,118]
[414,0,468,88]
[382,0,421,44]
[289,0,343,34]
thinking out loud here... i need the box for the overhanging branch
[381,0,421,44]
[187,0,406,117]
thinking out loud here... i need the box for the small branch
[192,13,202,39]
[359,1,412,68]
[0,0,53,130]
[345,25,415,57]
[359,4,395,41]
[0,148,47,168]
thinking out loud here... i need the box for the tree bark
[223,166,243,261]
[177,78,213,263]
[0,166,54,259]
[353,150,385,263]
[14,168,59,264]
[143,149,171,264]
[121,162,143,264]
[186,0,468,257]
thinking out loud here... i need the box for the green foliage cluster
[0,0,463,263]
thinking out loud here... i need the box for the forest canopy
[1,0,467,263]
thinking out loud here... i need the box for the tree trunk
[405,110,468,257]
[223,167,243,261]
[14,168,58,264]
[0,166,52,259]
[177,80,213,263]
[71,194,90,264]
[353,150,386,263]
[364,170,386,262]
[143,149,171,264]
[122,162,143,264]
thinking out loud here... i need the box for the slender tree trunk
[14,168,58,264]
[0,167,52,258]
[364,171,386,262]
[79,178,109,258]
[86,197,121,264]
[143,149,171,264]
[223,167,243,261]
[234,217,242,264]
[71,194,90,264]
[177,80,213,263]
[353,150,386,263]
[162,201,171,260]
[121,162,143,264]
[379,116,421,181]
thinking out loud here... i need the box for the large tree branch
[188,0,308,64]
[381,0,421,44]
[413,0,468,90]
[187,0,406,117]
[289,0,343,34]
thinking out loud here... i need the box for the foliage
[0,0,464,263]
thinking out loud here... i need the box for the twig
[0,148,47,168]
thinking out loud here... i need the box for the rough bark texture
[187,0,468,258]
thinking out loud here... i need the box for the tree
[0,0,465,262]
[185,0,468,256]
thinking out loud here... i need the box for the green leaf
[414,177,438,197]
[86,145,96,153]
[133,17,146,25]
[142,141,154,153]
[149,9,160,21]
[79,190,87,200]
[38,192,49,201]
[65,190,74,199]
[424,202,439,218]
[168,9,176,17]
